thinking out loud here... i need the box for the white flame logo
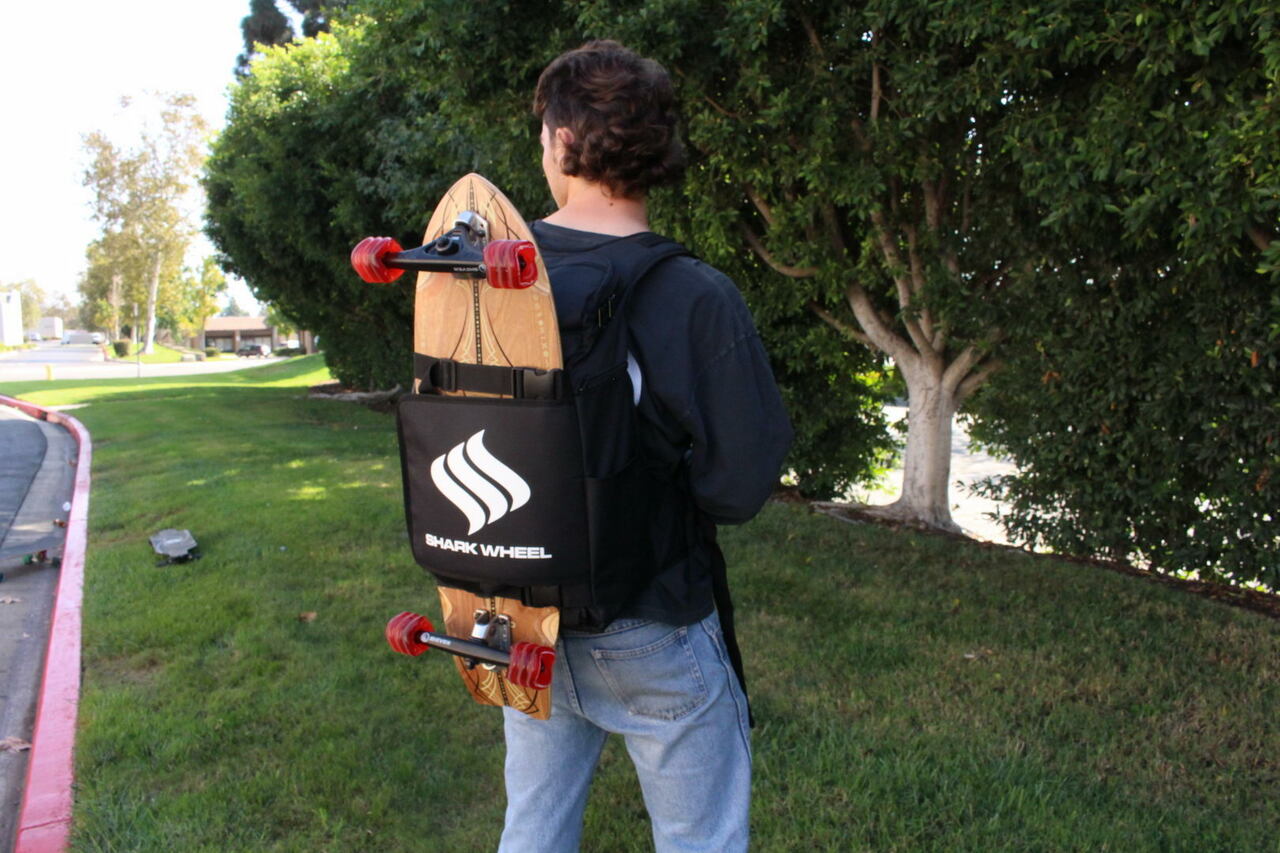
[430,430,531,534]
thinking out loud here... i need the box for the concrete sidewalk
[0,405,75,848]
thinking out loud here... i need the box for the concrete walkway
[0,405,76,849]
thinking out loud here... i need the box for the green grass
[7,361,1280,851]
[132,344,185,364]
[107,344,213,364]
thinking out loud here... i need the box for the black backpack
[395,233,690,627]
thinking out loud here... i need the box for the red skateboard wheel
[506,642,556,689]
[385,611,433,656]
[351,236,405,283]
[483,240,538,289]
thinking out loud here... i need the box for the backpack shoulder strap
[589,233,692,326]
[610,233,692,292]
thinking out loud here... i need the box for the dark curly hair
[534,40,685,199]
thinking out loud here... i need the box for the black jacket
[533,221,793,626]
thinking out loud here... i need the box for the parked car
[237,343,271,357]
[24,331,42,342]
[91,332,104,344]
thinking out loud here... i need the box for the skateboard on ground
[352,174,560,719]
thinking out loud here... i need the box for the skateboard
[352,173,560,719]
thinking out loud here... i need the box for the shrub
[204,347,221,358]
[970,256,1278,589]
[113,340,132,357]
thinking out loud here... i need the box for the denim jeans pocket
[591,625,709,721]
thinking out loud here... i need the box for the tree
[575,1,1072,530]
[83,93,209,354]
[574,0,1280,544]
[202,2,926,494]
[264,302,296,337]
[237,0,351,72]
[168,258,228,339]
[964,1,1280,587]
[212,6,522,387]
[80,227,168,339]
[42,293,81,329]
[237,0,294,73]
[291,0,350,37]
[206,1,1280,551]
[220,296,250,317]
[207,26,419,390]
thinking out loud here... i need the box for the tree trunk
[863,361,962,533]
[109,274,122,342]
[896,368,961,531]
[143,251,162,355]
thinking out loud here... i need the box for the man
[498,41,792,852]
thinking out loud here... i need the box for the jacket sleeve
[641,263,793,525]
[682,333,793,524]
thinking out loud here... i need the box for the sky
[0,0,288,314]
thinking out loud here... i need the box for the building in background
[37,317,64,341]
[0,291,22,347]
[198,316,315,354]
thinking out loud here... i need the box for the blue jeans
[498,610,752,852]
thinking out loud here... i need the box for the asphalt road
[0,404,74,843]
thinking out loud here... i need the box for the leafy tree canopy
[207,3,894,488]
[237,0,352,72]
[206,1,1278,580]
[220,296,251,318]
[965,0,1280,587]
[207,26,420,389]
[82,92,208,353]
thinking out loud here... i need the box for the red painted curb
[0,395,91,853]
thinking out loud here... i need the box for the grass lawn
[6,359,1280,851]
[109,344,202,364]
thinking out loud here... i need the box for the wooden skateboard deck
[437,587,559,718]
[414,174,560,395]
[362,173,562,719]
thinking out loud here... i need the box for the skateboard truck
[351,212,538,289]
[384,611,555,690]
[469,610,513,671]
